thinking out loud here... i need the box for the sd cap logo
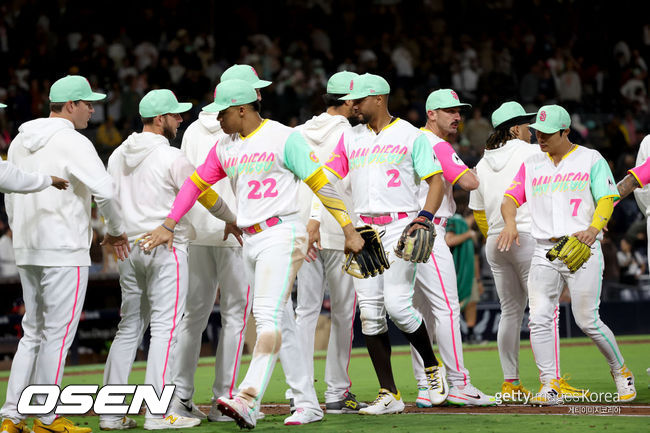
[231,98,237,103]
[451,90,459,100]
[540,110,547,121]
[350,80,354,90]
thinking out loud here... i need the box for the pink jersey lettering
[433,141,469,184]
[325,133,349,178]
[505,163,527,206]
[629,157,650,187]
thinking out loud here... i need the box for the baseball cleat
[283,408,323,425]
[558,375,590,399]
[530,379,563,406]
[33,418,92,433]
[1,419,31,433]
[611,364,636,402]
[358,389,405,415]
[416,387,433,408]
[99,417,137,430]
[168,396,207,420]
[500,381,532,402]
[142,414,201,430]
[216,396,257,429]
[447,383,497,406]
[325,391,368,413]
[424,364,449,405]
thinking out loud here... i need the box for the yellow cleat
[559,374,590,399]
[500,382,532,402]
[530,379,563,406]
[33,418,92,433]
[1,419,31,433]
[611,365,636,402]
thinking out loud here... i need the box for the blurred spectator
[617,238,646,286]
[96,116,123,150]
[464,108,492,157]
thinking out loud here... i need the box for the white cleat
[283,408,323,425]
[447,383,497,406]
[168,396,207,420]
[216,396,257,429]
[416,388,433,408]
[424,364,449,405]
[143,414,201,430]
[99,416,137,430]
[358,389,405,415]
[612,365,636,402]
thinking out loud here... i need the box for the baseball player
[409,89,495,407]
[292,71,367,413]
[498,104,636,404]
[624,135,650,267]
[1,76,127,433]
[142,79,364,429]
[325,73,448,415]
[168,64,270,423]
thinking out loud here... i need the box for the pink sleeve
[167,143,227,222]
[505,163,527,207]
[433,141,469,184]
[628,157,650,187]
[324,133,349,178]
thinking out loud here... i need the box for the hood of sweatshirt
[18,118,74,153]
[299,113,349,147]
[121,132,169,169]
[198,111,223,134]
[482,139,534,172]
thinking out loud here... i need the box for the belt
[360,212,408,225]
[549,237,561,243]
[433,217,447,228]
[243,216,283,234]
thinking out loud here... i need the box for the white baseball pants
[528,240,625,382]
[1,266,88,425]
[485,233,535,380]
[171,245,251,402]
[101,245,188,421]
[410,224,471,388]
[294,248,356,403]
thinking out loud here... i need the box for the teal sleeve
[412,134,443,179]
[283,131,322,180]
[590,157,620,202]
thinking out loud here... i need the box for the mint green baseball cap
[221,64,271,88]
[529,105,571,134]
[426,89,472,111]
[491,101,536,129]
[0,103,6,108]
[49,75,106,103]
[139,89,192,117]
[339,73,390,100]
[203,79,257,113]
[327,71,359,94]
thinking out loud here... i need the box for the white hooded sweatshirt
[6,117,123,266]
[108,131,195,251]
[297,112,357,250]
[469,139,539,236]
[181,112,240,247]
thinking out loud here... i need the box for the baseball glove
[343,225,390,278]
[394,216,436,263]
[546,235,592,273]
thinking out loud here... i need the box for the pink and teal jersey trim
[168,142,227,222]
[505,163,526,207]
[432,141,469,184]
[628,157,650,188]
[324,133,349,178]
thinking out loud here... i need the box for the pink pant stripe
[229,284,251,398]
[344,292,358,390]
[431,252,467,386]
[162,248,181,387]
[55,267,81,384]
[553,305,559,379]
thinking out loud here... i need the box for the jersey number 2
[570,198,581,216]
[387,169,401,188]
[248,179,278,199]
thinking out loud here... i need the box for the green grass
[1,335,648,432]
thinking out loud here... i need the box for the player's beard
[348,114,361,127]
[357,112,370,125]
[162,122,177,141]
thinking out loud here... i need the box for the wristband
[418,210,434,221]
[161,224,175,233]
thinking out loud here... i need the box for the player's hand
[342,223,364,254]
[497,224,519,252]
[224,222,243,246]
[305,219,321,262]
[51,176,69,190]
[101,232,130,260]
[406,216,429,235]
[572,226,599,246]
[143,226,174,252]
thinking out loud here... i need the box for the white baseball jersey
[193,119,322,228]
[506,145,619,240]
[325,118,441,214]
[108,131,194,251]
[417,129,469,218]
[181,113,240,247]
[469,139,539,236]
